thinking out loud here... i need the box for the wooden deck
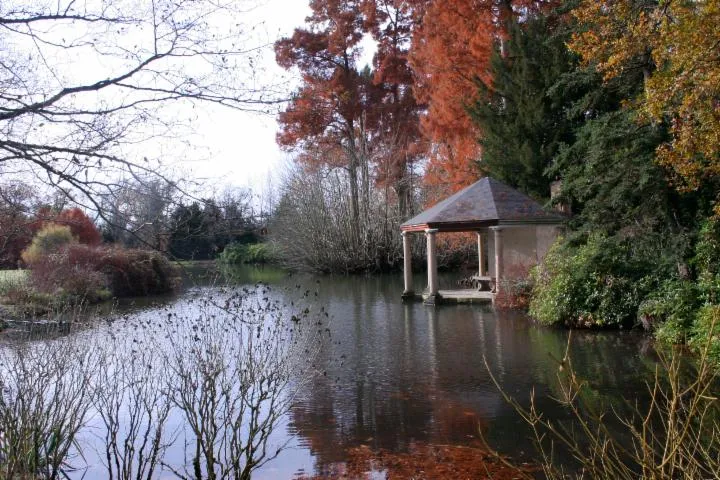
[405,289,495,304]
[436,289,494,304]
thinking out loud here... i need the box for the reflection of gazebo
[400,177,566,304]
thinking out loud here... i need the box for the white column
[425,228,439,297]
[401,231,413,298]
[491,226,504,293]
[477,231,486,277]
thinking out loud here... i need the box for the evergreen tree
[468,15,577,200]
[168,202,213,260]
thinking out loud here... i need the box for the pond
[1,264,659,479]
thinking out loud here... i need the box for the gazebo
[400,177,566,304]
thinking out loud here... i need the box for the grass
[0,269,28,295]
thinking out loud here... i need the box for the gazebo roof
[401,177,566,232]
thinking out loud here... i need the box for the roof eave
[400,217,566,232]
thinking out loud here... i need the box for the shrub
[690,305,720,364]
[695,218,720,304]
[529,234,656,328]
[0,270,27,296]
[21,224,75,265]
[54,208,102,245]
[218,242,275,265]
[26,246,109,302]
[639,280,700,343]
[218,242,248,264]
[495,263,534,310]
[96,247,179,296]
[21,242,179,302]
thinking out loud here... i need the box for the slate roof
[400,177,566,232]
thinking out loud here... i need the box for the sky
[179,0,377,194]
[1,0,377,203]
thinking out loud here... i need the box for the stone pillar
[477,231,486,277]
[401,231,414,299]
[491,226,504,293]
[425,228,439,303]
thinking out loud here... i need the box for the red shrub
[55,208,102,245]
[28,248,108,300]
[494,263,535,311]
[96,247,179,296]
[31,207,101,245]
[27,244,179,300]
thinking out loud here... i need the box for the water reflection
[273,270,657,474]
[1,265,660,478]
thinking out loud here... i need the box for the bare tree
[0,0,283,215]
[162,286,322,480]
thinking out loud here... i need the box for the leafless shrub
[0,338,98,479]
[93,341,175,480]
[162,286,324,480]
[485,315,720,479]
[272,166,410,273]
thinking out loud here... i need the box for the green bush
[530,234,656,328]
[696,218,720,304]
[690,305,720,364]
[639,280,701,344]
[218,242,275,265]
[20,224,75,265]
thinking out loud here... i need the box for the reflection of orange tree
[297,443,534,479]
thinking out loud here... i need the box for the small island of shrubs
[0,208,179,317]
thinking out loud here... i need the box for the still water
[190,265,656,478]
[7,264,660,478]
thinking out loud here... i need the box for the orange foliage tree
[408,0,550,196]
[569,0,720,209]
[275,0,371,232]
[32,207,102,245]
[277,0,427,221]
[361,0,425,216]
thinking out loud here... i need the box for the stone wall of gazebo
[483,225,560,277]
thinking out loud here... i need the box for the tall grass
[485,314,720,479]
[0,270,27,296]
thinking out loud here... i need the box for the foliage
[14,240,179,304]
[275,0,423,231]
[468,14,577,200]
[569,0,720,201]
[218,242,276,265]
[495,263,535,311]
[93,246,179,297]
[408,0,550,192]
[168,201,215,260]
[530,235,658,328]
[690,305,720,365]
[639,280,701,344]
[0,183,34,268]
[695,218,720,304]
[20,224,76,265]
[51,208,102,245]
[26,249,110,303]
[0,269,27,296]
